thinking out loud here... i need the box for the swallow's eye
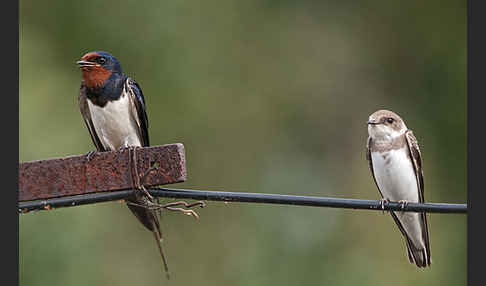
[386,118,394,124]
[97,57,106,65]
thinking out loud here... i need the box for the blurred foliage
[19,0,466,285]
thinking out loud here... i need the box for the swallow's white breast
[88,92,142,150]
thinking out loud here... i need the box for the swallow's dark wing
[79,84,106,152]
[125,77,149,147]
[123,78,165,271]
[405,129,431,266]
[366,136,384,198]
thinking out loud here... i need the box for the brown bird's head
[367,109,408,140]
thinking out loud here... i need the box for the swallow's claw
[118,145,130,152]
[85,150,97,161]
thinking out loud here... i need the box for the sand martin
[77,51,170,275]
[366,109,431,268]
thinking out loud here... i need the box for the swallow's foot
[117,146,130,152]
[398,200,409,211]
[161,200,206,220]
[85,150,97,161]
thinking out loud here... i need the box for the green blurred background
[19,0,466,285]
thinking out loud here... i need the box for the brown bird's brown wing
[78,84,106,152]
[405,129,431,266]
[366,136,384,198]
[405,130,424,201]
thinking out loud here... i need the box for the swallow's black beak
[367,120,379,125]
[76,60,96,68]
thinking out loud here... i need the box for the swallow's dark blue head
[77,51,123,89]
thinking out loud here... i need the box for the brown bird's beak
[367,119,379,125]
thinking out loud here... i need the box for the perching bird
[366,109,431,268]
[77,51,170,276]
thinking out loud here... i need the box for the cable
[18,187,467,214]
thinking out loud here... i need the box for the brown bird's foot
[161,201,206,220]
[379,198,390,214]
[85,150,97,161]
[397,200,409,211]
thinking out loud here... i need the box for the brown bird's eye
[97,57,106,64]
[386,118,394,124]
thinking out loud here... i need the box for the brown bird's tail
[406,243,431,268]
[390,211,431,268]
[126,197,170,279]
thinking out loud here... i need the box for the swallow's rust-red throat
[80,52,111,89]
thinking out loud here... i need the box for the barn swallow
[366,110,431,268]
[77,51,170,276]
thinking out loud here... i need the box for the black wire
[18,187,467,214]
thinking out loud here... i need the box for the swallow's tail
[126,199,170,278]
[151,221,170,279]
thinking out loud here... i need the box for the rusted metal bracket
[19,144,186,203]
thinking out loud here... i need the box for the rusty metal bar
[19,144,186,202]
[18,187,467,214]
